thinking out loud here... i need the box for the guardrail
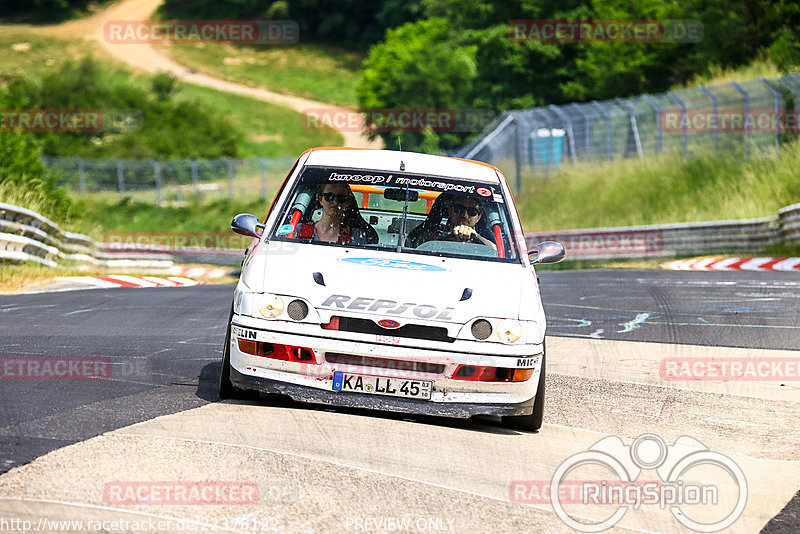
[525,202,800,260]
[0,202,173,270]
[4,201,799,267]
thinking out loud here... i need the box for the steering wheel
[436,230,483,245]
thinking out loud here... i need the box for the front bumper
[228,315,543,418]
[230,367,535,418]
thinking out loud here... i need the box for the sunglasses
[319,192,350,203]
[451,203,480,217]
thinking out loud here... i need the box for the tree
[357,18,477,151]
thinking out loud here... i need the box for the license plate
[332,372,432,400]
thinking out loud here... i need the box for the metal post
[257,157,267,199]
[761,77,782,155]
[698,86,718,151]
[75,157,86,192]
[223,158,234,199]
[569,103,591,158]
[190,159,199,194]
[152,160,161,205]
[615,98,644,159]
[115,158,125,199]
[535,111,555,179]
[592,101,612,160]
[667,91,687,158]
[730,82,750,159]
[549,105,577,165]
[641,95,662,154]
[463,112,514,161]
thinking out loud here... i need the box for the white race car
[219,147,564,430]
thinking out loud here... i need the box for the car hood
[243,242,534,324]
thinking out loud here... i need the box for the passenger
[406,194,496,250]
[297,183,378,244]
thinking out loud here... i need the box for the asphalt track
[0,269,798,533]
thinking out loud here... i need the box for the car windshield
[269,165,520,262]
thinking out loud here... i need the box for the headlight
[496,319,522,344]
[258,294,285,319]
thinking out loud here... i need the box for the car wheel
[501,347,545,431]
[218,305,258,400]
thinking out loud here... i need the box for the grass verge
[0,28,343,158]
[515,138,800,232]
[157,42,363,108]
[0,262,236,294]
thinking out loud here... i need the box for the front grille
[326,353,445,374]
[335,316,454,343]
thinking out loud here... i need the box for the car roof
[304,148,504,184]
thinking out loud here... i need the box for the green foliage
[0,0,94,22]
[515,139,800,232]
[70,196,267,239]
[357,0,800,153]
[158,0,424,50]
[0,128,73,224]
[357,18,477,152]
[1,57,241,159]
[151,72,178,103]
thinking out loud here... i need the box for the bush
[2,57,242,159]
[357,18,478,152]
[0,129,73,224]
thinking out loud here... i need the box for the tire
[502,346,545,431]
[218,305,258,400]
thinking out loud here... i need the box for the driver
[411,195,496,250]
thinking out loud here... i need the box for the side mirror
[529,241,565,264]
[231,213,265,238]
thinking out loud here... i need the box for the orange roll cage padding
[349,184,440,214]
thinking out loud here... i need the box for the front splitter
[230,367,534,418]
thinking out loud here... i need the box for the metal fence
[454,73,800,191]
[44,156,296,204]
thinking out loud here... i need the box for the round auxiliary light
[471,319,493,340]
[287,299,309,321]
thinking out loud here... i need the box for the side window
[263,157,301,222]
